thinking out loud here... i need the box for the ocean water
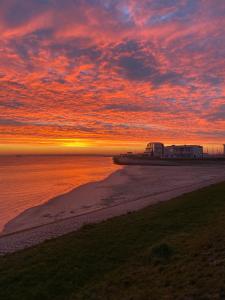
[0,155,121,232]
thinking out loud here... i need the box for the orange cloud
[0,0,225,154]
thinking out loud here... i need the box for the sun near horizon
[0,140,224,156]
[0,0,224,155]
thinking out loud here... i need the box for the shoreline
[0,177,225,255]
[1,165,225,254]
[1,174,225,238]
[3,165,225,234]
[0,155,120,233]
[2,166,127,234]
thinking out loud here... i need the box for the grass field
[1,182,225,300]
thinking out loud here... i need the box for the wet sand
[1,165,225,254]
[3,165,225,234]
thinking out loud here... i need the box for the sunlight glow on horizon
[0,140,224,155]
[0,0,224,153]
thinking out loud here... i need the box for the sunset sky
[0,0,225,154]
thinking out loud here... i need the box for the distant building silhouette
[144,142,203,159]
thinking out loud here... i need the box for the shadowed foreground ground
[1,182,225,300]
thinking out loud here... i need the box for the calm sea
[0,155,121,232]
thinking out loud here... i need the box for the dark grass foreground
[1,182,225,300]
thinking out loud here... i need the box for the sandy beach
[1,165,225,254]
[3,164,225,234]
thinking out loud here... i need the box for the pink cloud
[0,0,225,153]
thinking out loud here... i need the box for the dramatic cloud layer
[0,0,225,153]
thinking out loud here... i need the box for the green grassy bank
[1,182,225,300]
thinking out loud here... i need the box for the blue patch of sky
[147,0,199,25]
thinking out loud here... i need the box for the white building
[164,145,203,158]
[144,142,164,158]
[144,142,203,159]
